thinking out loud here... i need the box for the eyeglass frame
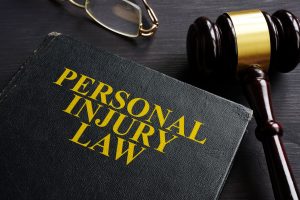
[68,0,159,37]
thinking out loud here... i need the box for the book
[0,33,252,200]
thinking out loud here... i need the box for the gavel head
[187,9,300,79]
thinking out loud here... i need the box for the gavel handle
[239,66,300,200]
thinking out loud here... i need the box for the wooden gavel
[187,9,300,200]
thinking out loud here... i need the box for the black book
[0,33,252,200]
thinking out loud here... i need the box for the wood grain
[0,0,299,199]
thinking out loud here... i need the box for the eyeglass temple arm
[139,0,159,36]
[68,0,85,8]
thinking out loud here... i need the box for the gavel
[187,9,300,200]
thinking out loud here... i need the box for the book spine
[0,33,60,104]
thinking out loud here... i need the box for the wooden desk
[0,0,299,199]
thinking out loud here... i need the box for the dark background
[0,0,299,199]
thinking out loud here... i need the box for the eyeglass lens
[85,0,142,37]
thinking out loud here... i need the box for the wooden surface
[0,0,299,199]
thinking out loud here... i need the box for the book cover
[0,33,252,200]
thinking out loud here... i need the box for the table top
[1,0,300,199]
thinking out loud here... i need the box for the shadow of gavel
[187,9,300,200]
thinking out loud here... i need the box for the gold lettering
[63,94,82,118]
[130,122,154,147]
[145,104,172,128]
[69,122,91,147]
[95,108,116,128]
[113,113,137,136]
[115,137,146,165]
[155,129,178,153]
[187,121,206,144]
[71,74,95,96]
[127,98,150,118]
[73,98,102,123]
[89,82,113,105]
[89,133,111,157]
[53,67,77,86]
[166,116,185,137]
[109,90,130,110]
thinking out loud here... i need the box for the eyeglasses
[68,0,159,38]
